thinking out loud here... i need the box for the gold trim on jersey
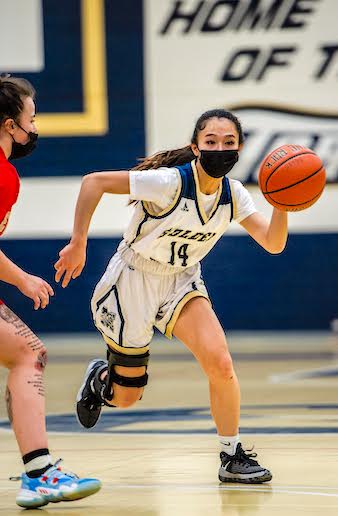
[142,171,182,218]
[102,333,150,355]
[228,179,237,221]
[191,161,223,223]
[165,291,210,339]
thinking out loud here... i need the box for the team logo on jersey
[181,201,189,212]
[100,306,116,332]
[158,227,216,242]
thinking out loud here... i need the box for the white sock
[219,434,240,456]
[24,454,52,474]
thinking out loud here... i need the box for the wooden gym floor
[0,331,338,515]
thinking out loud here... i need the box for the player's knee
[113,386,144,408]
[204,351,234,381]
[112,366,146,407]
[22,347,48,371]
[9,343,48,371]
[103,348,149,404]
[33,348,48,371]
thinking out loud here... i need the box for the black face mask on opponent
[9,123,38,160]
[199,149,239,178]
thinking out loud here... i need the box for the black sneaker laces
[221,444,259,466]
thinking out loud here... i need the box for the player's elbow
[82,171,99,184]
[268,247,284,255]
[266,240,287,254]
[81,172,104,193]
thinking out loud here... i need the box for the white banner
[144,0,338,182]
[0,0,44,72]
[2,178,337,238]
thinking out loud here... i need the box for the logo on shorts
[100,306,116,332]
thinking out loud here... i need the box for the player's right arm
[55,168,178,287]
[0,249,54,309]
[70,171,130,242]
[54,171,130,288]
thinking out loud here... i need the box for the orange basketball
[258,144,326,211]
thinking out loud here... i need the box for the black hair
[0,74,36,126]
[133,108,244,170]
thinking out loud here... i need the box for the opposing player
[0,75,101,507]
[55,109,288,483]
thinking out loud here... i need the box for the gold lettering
[188,232,204,240]
[180,230,192,238]
[158,228,172,238]
[169,229,184,237]
[157,228,216,242]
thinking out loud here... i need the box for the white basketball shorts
[91,249,209,355]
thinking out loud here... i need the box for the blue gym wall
[0,0,337,332]
[1,232,337,332]
[12,0,145,176]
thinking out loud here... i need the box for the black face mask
[9,123,38,160]
[199,149,239,178]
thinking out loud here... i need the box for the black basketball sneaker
[218,443,272,483]
[76,359,108,429]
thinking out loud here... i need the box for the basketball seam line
[262,166,324,194]
[262,151,316,189]
[265,186,325,207]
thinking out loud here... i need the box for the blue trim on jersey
[114,285,125,346]
[139,162,198,221]
[177,162,195,200]
[177,162,233,225]
[206,176,233,224]
[220,177,232,205]
[141,168,186,219]
[138,162,234,226]
[177,162,205,224]
[129,208,149,244]
[229,183,234,222]
[221,177,233,222]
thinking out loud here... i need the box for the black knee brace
[103,347,149,400]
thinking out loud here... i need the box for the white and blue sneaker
[11,459,101,508]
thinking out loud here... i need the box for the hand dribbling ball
[258,144,326,211]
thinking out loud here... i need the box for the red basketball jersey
[0,146,20,305]
[0,146,20,236]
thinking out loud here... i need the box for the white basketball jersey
[122,161,251,270]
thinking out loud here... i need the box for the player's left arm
[240,209,288,254]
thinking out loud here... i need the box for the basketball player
[55,109,288,483]
[0,75,101,507]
